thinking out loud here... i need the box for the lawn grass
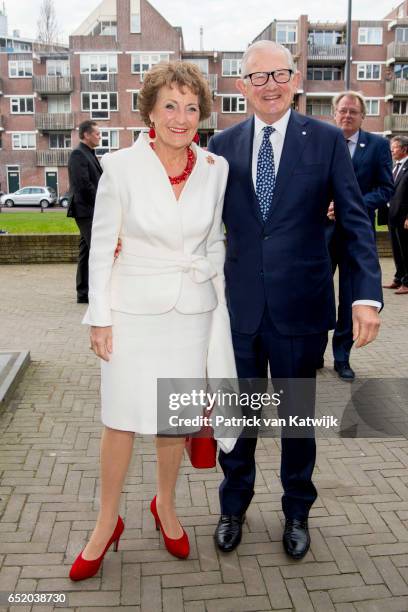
[0,212,79,234]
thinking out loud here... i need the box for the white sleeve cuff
[352,300,382,311]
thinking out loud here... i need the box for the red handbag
[185,419,216,469]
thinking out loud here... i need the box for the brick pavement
[0,260,408,612]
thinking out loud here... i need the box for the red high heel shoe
[150,496,189,559]
[69,516,124,581]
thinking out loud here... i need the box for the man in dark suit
[208,41,382,559]
[322,92,394,380]
[383,135,408,294]
[68,120,102,303]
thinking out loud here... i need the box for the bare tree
[37,0,59,46]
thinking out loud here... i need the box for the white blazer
[83,133,237,381]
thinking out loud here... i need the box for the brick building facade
[1,0,408,196]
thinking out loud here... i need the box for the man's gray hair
[240,40,296,77]
[332,90,367,116]
[391,135,408,150]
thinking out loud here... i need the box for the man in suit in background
[383,135,408,294]
[208,41,382,560]
[321,92,394,380]
[68,120,102,304]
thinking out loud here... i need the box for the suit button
[260,270,264,276]
[263,235,270,240]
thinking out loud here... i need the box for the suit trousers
[75,217,93,299]
[218,307,325,520]
[389,224,408,287]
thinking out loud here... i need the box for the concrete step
[0,350,30,408]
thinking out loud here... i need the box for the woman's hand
[90,326,113,361]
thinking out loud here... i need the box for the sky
[2,0,399,50]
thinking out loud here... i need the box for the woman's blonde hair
[138,60,212,126]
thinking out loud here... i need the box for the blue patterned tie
[256,126,276,220]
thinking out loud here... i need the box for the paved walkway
[0,260,408,612]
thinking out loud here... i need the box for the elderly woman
[69,61,237,580]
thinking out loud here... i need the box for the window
[91,21,117,36]
[80,54,117,81]
[366,99,380,116]
[8,60,33,77]
[393,100,408,114]
[307,66,342,80]
[183,58,209,74]
[131,91,139,111]
[395,64,408,79]
[82,92,118,119]
[358,27,382,45]
[396,27,408,42]
[10,97,34,114]
[130,0,141,33]
[222,59,241,77]
[306,100,332,116]
[96,130,119,154]
[131,53,169,75]
[308,30,343,46]
[48,95,71,113]
[222,95,246,113]
[276,23,297,44]
[357,63,381,80]
[132,128,148,142]
[46,59,70,76]
[12,133,36,149]
[49,133,71,149]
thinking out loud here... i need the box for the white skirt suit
[83,134,237,434]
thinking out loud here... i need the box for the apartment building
[1,0,408,196]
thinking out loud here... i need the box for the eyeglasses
[244,69,293,86]
[336,109,362,116]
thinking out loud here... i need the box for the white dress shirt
[346,130,359,158]
[251,111,381,312]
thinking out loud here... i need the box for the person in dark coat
[68,120,102,303]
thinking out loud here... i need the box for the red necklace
[150,142,195,185]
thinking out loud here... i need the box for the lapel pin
[360,143,366,148]
[302,131,307,135]
[206,155,215,165]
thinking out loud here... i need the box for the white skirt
[100,309,212,434]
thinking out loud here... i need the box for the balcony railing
[33,75,74,94]
[385,79,408,97]
[199,112,217,130]
[282,43,299,57]
[387,42,408,62]
[36,149,71,166]
[35,113,75,131]
[80,74,117,92]
[308,44,347,61]
[384,115,408,132]
[205,73,218,92]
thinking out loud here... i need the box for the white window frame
[130,0,141,33]
[49,133,72,149]
[357,63,381,80]
[306,100,332,116]
[221,95,247,113]
[80,54,117,82]
[96,129,120,154]
[48,95,71,113]
[222,59,241,77]
[10,96,34,114]
[11,132,36,150]
[81,92,118,120]
[365,99,380,116]
[132,128,148,142]
[131,91,139,111]
[276,22,297,44]
[46,59,70,76]
[131,53,170,76]
[8,60,33,78]
[358,27,383,45]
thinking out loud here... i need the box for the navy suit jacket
[208,110,383,336]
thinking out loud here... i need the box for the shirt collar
[254,108,292,139]
[396,155,408,165]
[346,130,360,145]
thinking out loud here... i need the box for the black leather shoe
[334,361,355,381]
[283,518,310,559]
[77,296,89,304]
[214,514,245,552]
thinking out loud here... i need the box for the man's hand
[90,326,113,361]
[352,305,380,348]
[404,219,408,230]
[114,237,122,259]
[327,201,335,221]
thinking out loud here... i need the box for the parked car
[58,192,71,208]
[0,186,57,208]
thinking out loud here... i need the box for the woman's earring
[193,132,200,145]
[149,123,156,139]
